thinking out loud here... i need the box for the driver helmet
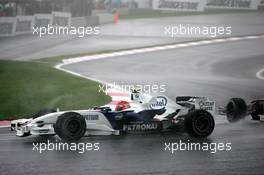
[115,100,131,111]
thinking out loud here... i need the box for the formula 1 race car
[226,98,264,122]
[11,90,216,141]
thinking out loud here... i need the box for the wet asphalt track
[0,119,264,175]
[1,13,264,175]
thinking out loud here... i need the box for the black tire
[54,112,86,141]
[184,110,215,138]
[226,98,247,123]
[33,108,56,119]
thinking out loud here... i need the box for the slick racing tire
[33,108,56,119]
[184,110,215,138]
[54,112,86,142]
[226,98,247,123]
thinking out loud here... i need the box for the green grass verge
[119,8,258,20]
[0,59,111,120]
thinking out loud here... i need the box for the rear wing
[176,96,216,116]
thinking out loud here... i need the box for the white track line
[256,68,264,80]
[55,64,130,108]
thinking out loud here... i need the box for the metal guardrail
[0,11,71,37]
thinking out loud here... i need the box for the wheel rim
[67,119,81,134]
[194,115,210,133]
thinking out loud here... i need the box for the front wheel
[184,110,215,138]
[54,112,86,142]
[226,98,247,123]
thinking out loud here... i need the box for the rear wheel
[54,112,86,141]
[226,98,247,123]
[184,110,215,137]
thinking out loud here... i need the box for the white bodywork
[11,92,216,137]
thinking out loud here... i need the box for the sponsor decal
[83,114,99,120]
[159,0,199,10]
[153,0,207,12]
[115,113,123,120]
[206,0,261,10]
[198,101,215,111]
[150,96,167,110]
[123,123,158,131]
